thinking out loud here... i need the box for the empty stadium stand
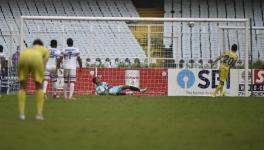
[164,0,264,63]
[0,0,146,63]
[1,0,264,67]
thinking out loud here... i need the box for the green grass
[0,95,264,150]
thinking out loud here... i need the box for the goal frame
[19,16,250,97]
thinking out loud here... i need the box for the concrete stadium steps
[137,8,164,17]
[130,24,165,59]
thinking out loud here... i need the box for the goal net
[18,16,250,96]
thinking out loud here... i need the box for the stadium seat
[165,0,264,63]
[0,0,145,66]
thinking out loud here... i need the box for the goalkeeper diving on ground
[92,76,147,95]
[212,44,238,97]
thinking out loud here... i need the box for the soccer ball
[188,22,195,28]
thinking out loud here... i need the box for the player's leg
[213,81,224,95]
[213,83,222,97]
[63,69,69,100]
[121,85,147,93]
[219,81,225,96]
[51,70,59,98]
[69,81,75,99]
[218,72,229,97]
[18,81,27,120]
[43,70,50,98]
[64,81,68,99]
[121,85,139,91]
[69,69,76,99]
[35,82,44,120]
[32,61,45,120]
[219,68,229,96]
[17,61,28,120]
[212,66,222,97]
[212,66,228,97]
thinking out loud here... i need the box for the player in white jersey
[0,45,5,69]
[43,40,61,98]
[0,45,5,96]
[62,38,82,100]
[0,45,8,78]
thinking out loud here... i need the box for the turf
[0,95,263,150]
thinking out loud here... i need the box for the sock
[43,80,48,94]
[36,90,44,115]
[52,82,57,96]
[129,86,140,92]
[69,82,75,98]
[64,83,68,98]
[18,90,26,114]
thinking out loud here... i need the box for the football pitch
[0,95,263,150]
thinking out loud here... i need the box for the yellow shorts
[219,65,229,82]
[18,54,44,83]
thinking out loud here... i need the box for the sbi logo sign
[177,69,230,89]
[177,69,195,88]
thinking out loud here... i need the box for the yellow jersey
[220,51,238,70]
[20,45,49,62]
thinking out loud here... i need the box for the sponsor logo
[177,69,230,89]
[254,70,264,85]
[177,69,195,89]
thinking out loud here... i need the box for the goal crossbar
[21,16,248,22]
[219,26,264,30]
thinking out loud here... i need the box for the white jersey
[46,48,61,70]
[62,47,80,70]
[0,52,6,59]
[0,52,6,68]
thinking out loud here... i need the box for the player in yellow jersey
[212,44,238,97]
[18,39,49,120]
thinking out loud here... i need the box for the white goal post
[19,16,251,97]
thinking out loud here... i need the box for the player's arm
[0,57,3,67]
[56,51,62,69]
[212,53,225,67]
[56,56,63,69]
[43,48,50,67]
[0,59,3,69]
[231,58,238,68]
[77,56,82,72]
[43,58,49,69]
